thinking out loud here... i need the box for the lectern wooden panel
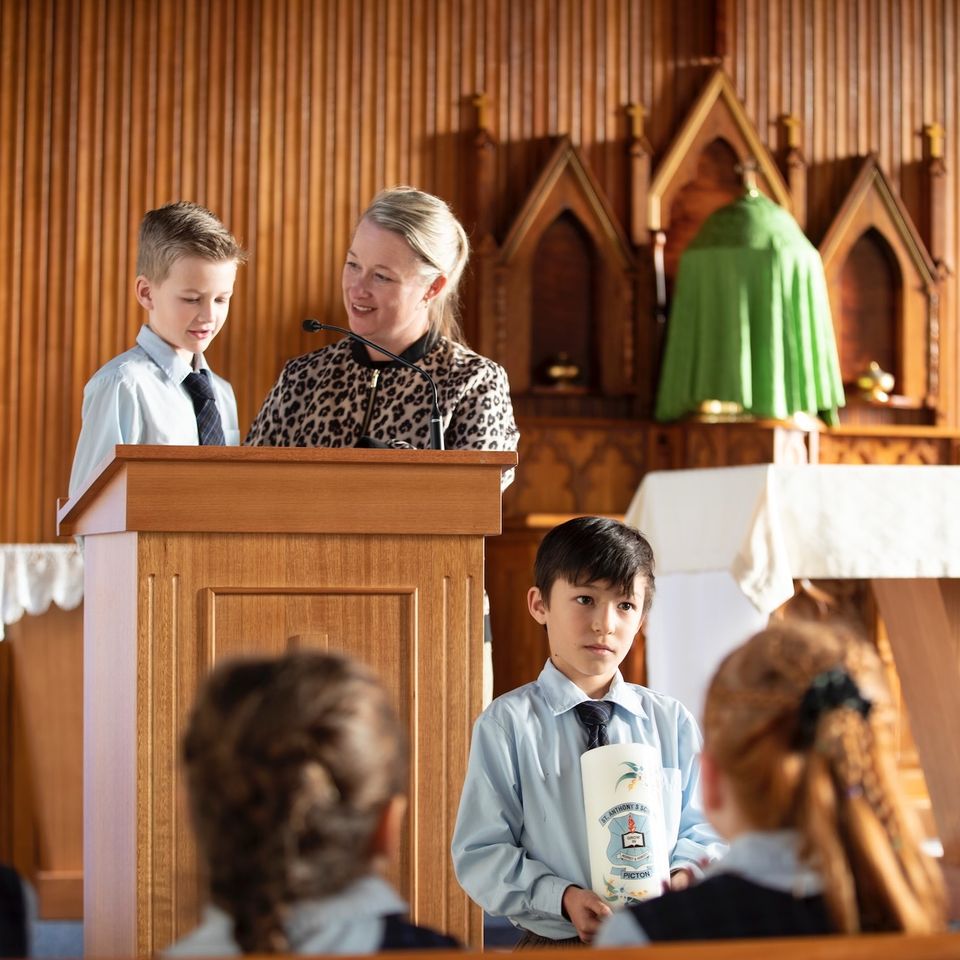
[58,447,516,956]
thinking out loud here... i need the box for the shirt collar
[284,875,407,944]
[192,876,407,953]
[705,830,823,896]
[535,659,648,721]
[136,324,207,384]
[349,328,439,369]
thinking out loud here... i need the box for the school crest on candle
[598,802,656,899]
[581,744,670,906]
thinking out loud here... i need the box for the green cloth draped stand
[655,192,845,425]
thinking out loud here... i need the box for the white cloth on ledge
[628,464,960,614]
[0,544,84,639]
[625,464,960,717]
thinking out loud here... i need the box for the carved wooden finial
[780,114,802,149]
[735,156,759,194]
[626,102,646,140]
[924,122,945,160]
[473,92,490,132]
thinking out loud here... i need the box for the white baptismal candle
[580,742,670,906]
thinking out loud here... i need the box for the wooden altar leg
[872,579,960,912]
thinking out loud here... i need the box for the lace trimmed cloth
[0,544,83,639]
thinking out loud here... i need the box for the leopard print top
[245,332,519,465]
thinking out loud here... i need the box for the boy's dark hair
[534,516,656,616]
[136,200,247,282]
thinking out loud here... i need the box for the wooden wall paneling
[0,0,18,542]
[1,607,84,918]
[1,0,959,527]
[0,0,737,542]
[26,1,49,543]
[254,0,279,401]
[5,1,25,540]
[47,1,73,532]
[230,0,258,420]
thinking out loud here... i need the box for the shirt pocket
[662,767,682,846]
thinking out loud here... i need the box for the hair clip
[796,668,872,747]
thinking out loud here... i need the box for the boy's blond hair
[136,200,247,283]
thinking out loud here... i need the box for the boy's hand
[665,864,703,891]
[668,867,694,890]
[561,885,613,942]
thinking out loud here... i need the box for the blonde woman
[247,186,518,458]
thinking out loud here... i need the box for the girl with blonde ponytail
[597,620,945,945]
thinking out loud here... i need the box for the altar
[625,464,960,884]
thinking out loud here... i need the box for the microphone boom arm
[302,319,444,450]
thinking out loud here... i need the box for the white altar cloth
[624,464,960,716]
[0,543,84,639]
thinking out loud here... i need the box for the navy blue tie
[575,700,614,751]
[183,371,226,445]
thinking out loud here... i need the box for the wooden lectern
[57,445,517,956]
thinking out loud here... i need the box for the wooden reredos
[646,69,795,299]
[466,70,946,428]
[474,136,637,401]
[819,155,940,418]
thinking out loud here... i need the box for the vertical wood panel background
[1,0,957,544]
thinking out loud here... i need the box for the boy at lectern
[451,516,724,947]
[69,201,246,496]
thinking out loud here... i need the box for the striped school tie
[182,370,226,445]
[574,700,614,751]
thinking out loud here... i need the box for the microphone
[302,319,444,450]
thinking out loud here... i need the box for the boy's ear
[135,275,155,310]
[368,794,407,860]
[527,586,548,625]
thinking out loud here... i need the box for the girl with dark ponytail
[164,651,459,954]
[597,620,945,945]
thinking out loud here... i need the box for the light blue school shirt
[451,659,726,940]
[163,874,410,955]
[594,830,823,946]
[69,324,240,496]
